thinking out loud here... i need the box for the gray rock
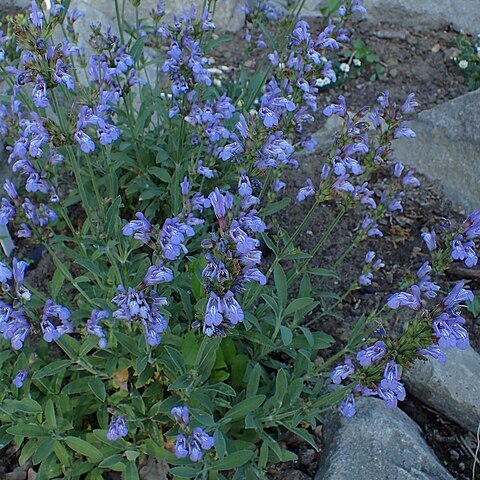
[403,347,480,433]
[0,0,29,10]
[393,89,480,213]
[69,0,244,37]
[362,0,480,34]
[316,397,454,480]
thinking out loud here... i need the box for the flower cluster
[333,238,474,417]
[199,177,266,337]
[171,406,215,462]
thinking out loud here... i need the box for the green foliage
[453,33,480,90]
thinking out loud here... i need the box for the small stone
[431,43,442,53]
[403,347,480,433]
[316,397,454,480]
[373,29,407,40]
[389,68,399,78]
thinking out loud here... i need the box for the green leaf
[209,450,254,471]
[281,425,318,451]
[99,454,124,468]
[125,460,139,480]
[105,195,122,237]
[246,363,261,398]
[274,264,287,308]
[49,267,65,299]
[33,438,55,465]
[222,395,266,424]
[45,399,57,430]
[88,378,106,402]
[64,436,103,462]
[261,198,290,217]
[213,430,226,459]
[7,424,49,437]
[148,166,171,183]
[280,326,293,346]
[169,466,202,478]
[130,35,147,62]
[284,297,317,317]
[32,360,70,379]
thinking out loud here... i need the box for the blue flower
[143,262,174,286]
[297,178,315,202]
[32,75,50,109]
[41,299,73,342]
[330,358,354,384]
[356,340,387,367]
[174,434,189,458]
[107,415,128,441]
[171,406,189,428]
[387,285,422,310]
[418,345,447,364]
[339,393,356,418]
[86,309,110,348]
[421,230,437,251]
[13,369,28,388]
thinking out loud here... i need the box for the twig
[447,266,480,280]
[472,421,480,480]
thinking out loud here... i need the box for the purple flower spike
[107,415,128,441]
[13,369,28,388]
[339,393,356,418]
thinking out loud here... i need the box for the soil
[1,6,479,480]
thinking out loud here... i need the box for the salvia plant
[0,0,478,479]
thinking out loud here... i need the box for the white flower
[459,59,469,69]
[315,77,331,87]
[213,78,222,88]
[353,58,362,67]
[340,63,350,73]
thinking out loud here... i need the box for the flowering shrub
[0,0,479,478]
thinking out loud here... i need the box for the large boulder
[316,397,454,480]
[393,89,480,213]
[403,347,480,433]
[362,0,480,34]
[69,0,244,34]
